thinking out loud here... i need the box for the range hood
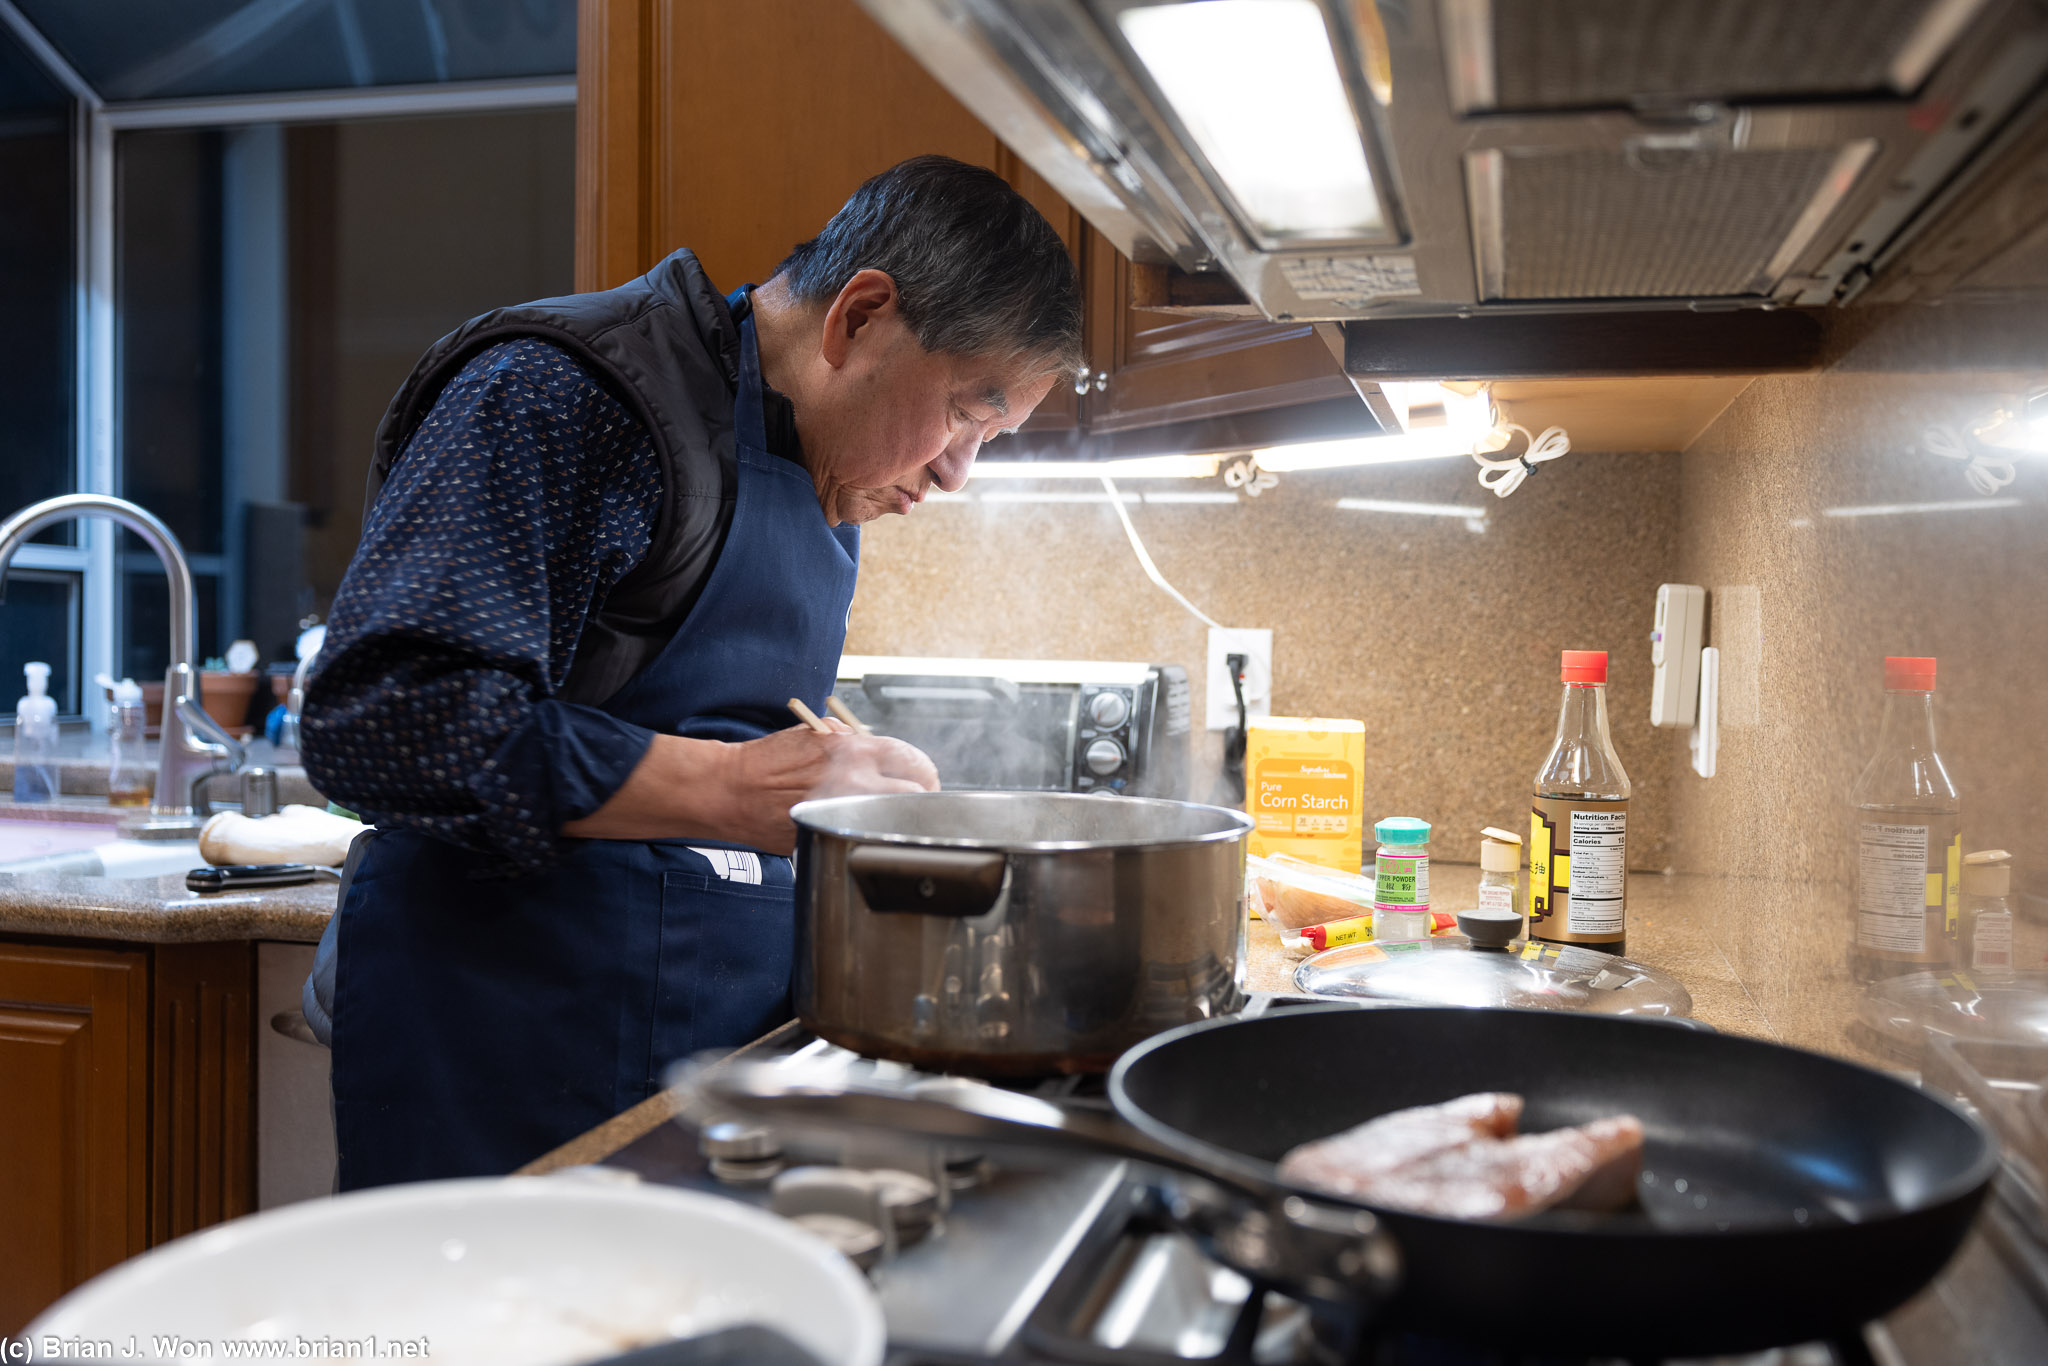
[857,0,2048,324]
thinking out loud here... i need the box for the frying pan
[699,1004,1996,1359]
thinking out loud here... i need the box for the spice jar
[1477,826,1524,939]
[1373,817,1431,941]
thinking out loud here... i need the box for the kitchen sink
[0,814,122,862]
[0,816,201,879]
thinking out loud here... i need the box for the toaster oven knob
[1087,691,1130,729]
[1085,737,1126,775]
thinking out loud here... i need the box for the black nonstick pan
[701,1004,1996,1359]
[1111,1006,1996,1356]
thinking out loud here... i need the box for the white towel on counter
[199,804,368,867]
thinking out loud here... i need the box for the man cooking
[301,156,1084,1189]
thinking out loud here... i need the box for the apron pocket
[651,871,797,1083]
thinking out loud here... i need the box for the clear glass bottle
[1478,826,1524,936]
[1530,650,1631,955]
[1372,817,1430,940]
[105,677,151,807]
[1961,849,2013,975]
[1851,657,1960,982]
[12,660,58,802]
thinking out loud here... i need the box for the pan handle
[682,1056,1400,1303]
[846,844,1008,917]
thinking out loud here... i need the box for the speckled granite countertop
[1,795,337,943]
[0,868,337,943]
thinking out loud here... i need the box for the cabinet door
[1078,230,1357,434]
[151,941,255,1244]
[0,942,148,1334]
[581,0,1010,290]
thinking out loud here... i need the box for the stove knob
[1087,690,1130,729]
[772,1167,897,1270]
[870,1169,940,1243]
[1085,737,1125,776]
[700,1120,785,1186]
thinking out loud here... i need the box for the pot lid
[1856,969,2048,1059]
[1294,935,1694,1016]
[791,790,1252,851]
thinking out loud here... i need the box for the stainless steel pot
[791,791,1253,1076]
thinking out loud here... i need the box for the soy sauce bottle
[1529,650,1631,956]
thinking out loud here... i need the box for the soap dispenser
[13,661,59,801]
[96,673,150,806]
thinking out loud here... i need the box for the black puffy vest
[366,250,740,705]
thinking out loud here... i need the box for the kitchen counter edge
[0,869,335,943]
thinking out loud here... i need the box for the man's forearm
[559,733,738,842]
[558,724,940,856]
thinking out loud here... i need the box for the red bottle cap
[1560,650,1608,684]
[1884,656,1937,691]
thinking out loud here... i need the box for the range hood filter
[1468,141,1877,299]
[1445,0,1990,112]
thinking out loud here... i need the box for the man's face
[796,271,1064,525]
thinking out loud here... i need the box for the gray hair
[771,155,1085,377]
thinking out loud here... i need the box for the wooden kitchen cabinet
[1074,229,1356,436]
[0,942,149,1333]
[0,937,255,1334]
[575,0,1353,447]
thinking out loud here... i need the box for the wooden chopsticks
[825,696,873,734]
[788,695,874,736]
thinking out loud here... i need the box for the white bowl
[27,1177,885,1366]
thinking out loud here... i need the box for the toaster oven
[833,656,1192,799]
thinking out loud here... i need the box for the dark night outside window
[116,127,226,681]
[0,21,80,714]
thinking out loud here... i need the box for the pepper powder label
[1373,850,1429,905]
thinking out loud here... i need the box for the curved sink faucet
[0,494,248,832]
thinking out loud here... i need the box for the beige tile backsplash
[844,295,2045,1049]
[845,450,1684,870]
[1657,298,2048,1021]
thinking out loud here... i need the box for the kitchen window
[0,2,574,727]
[0,17,82,716]
[108,112,573,681]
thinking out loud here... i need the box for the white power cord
[1924,423,2017,496]
[1222,457,1279,497]
[1472,422,1571,499]
[1099,474,1228,629]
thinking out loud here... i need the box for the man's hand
[718,722,939,852]
[559,722,939,854]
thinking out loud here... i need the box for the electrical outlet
[1206,628,1273,730]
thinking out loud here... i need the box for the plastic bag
[1247,852,1375,930]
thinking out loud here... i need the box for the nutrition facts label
[1567,809,1626,934]
[1858,822,1929,953]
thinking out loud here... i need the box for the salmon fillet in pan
[1278,1095,1645,1221]
[1275,1092,1524,1197]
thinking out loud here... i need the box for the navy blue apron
[329,296,859,1189]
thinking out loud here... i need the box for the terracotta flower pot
[199,671,261,740]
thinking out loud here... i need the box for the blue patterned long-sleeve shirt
[302,339,667,872]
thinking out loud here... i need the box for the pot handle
[846,845,1008,917]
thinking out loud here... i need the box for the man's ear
[819,268,899,369]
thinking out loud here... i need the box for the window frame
[0,2,572,728]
